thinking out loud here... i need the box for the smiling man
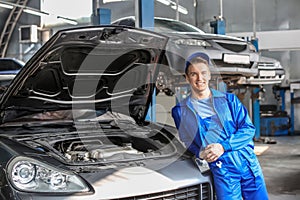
[172,52,269,200]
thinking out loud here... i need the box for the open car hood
[0,26,168,124]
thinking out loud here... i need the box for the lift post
[134,0,156,122]
[251,87,263,140]
[135,0,154,30]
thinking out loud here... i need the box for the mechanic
[171,52,269,200]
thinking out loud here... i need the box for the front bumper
[245,68,285,85]
[4,159,214,200]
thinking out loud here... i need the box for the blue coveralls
[172,89,268,200]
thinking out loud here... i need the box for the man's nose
[198,74,205,80]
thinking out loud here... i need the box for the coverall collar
[180,88,226,107]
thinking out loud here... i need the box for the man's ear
[185,74,190,83]
[208,72,211,81]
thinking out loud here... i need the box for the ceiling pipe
[175,0,179,20]
[252,0,257,39]
[219,0,223,19]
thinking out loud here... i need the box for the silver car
[113,17,288,90]
[0,26,214,199]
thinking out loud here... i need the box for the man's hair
[185,56,209,75]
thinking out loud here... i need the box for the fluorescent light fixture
[171,4,188,15]
[0,2,13,9]
[24,9,49,17]
[103,0,127,3]
[156,0,171,6]
[0,0,78,25]
[156,0,188,15]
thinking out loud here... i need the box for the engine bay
[14,128,177,164]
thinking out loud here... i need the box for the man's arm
[219,94,256,152]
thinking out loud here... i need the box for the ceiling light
[0,0,78,25]
[24,9,49,17]
[156,0,171,6]
[0,2,13,9]
[171,4,188,15]
[103,0,127,3]
[156,0,188,15]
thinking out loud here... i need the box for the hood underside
[0,26,168,123]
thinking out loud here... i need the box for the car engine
[14,129,177,164]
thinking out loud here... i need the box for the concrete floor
[256,135,300,200]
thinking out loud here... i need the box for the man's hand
[199,143,224,163]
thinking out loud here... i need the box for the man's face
[185,62,211,94]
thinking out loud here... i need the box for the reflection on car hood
[0,26,168,124]
[170,32,246,42]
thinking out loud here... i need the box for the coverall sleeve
[220,94,256,151]
[171,106,201,157]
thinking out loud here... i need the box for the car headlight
[174,39,211,47]
[248,43,257,52]
[7,156,90,193]
[274,61,282,68]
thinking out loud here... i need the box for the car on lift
[0,26,214,199]
[112,16,260,94]
[0,58,24,93]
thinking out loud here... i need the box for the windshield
[112,17,205,33]
[154,18,205,33]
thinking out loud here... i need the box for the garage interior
[0,0,300,199]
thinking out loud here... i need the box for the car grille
[213,60,253,68]
[258,62,275,68]
[114,183,211,200]
[216,42,247,52]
